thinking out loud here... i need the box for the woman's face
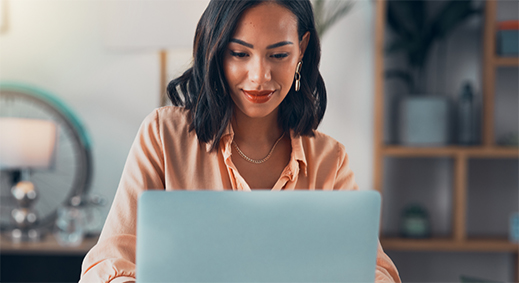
[223,2,309,119]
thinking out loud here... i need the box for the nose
[248,57,271,86]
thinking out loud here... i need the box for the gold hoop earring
[295,61,303,92]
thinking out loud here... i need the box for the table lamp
[0,118,57,241]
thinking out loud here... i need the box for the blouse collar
[209,124,308,177]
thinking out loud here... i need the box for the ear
[298,31,310,61]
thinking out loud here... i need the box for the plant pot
[399,96,451,146]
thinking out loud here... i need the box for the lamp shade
[0,118,57,169]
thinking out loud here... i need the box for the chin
[235,103,278,119]
[243,109,275,119]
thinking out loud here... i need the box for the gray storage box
[399,96,451,146]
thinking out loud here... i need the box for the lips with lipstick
[242,90,275,103]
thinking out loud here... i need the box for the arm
[334,145,401,283]
[80,110,165,283]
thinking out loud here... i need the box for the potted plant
[385,0,481,146]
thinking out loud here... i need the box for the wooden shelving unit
[381,237,518,253]
[0,235,98,255]
[495,57,519,66]
[382,146,519,158]
[374,0,519,280]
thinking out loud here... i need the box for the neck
[231,108,284,146]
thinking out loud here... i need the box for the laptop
[136,190,381,282]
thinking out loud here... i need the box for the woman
[80,1,400,282]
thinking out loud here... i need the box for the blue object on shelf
[497,20,519,56]
[498,30,519,56]
[510,212,519,243]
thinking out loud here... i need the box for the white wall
[0,0,160,224]
[319,0,375,192]
[0,0,375,227]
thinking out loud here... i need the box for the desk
[0,235,98,255]
[0,235,99,282]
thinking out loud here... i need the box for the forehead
[232,2,298,42]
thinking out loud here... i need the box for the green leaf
[384,0,481,90]
[386,0,425,39]
[385,69,415,93]
[320,1,354,35]
[431,0,480,40]
[386,38,413,55]
[312,0,354,37]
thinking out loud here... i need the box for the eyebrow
[229,38,294,49]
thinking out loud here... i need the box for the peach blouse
[80,106,400,283]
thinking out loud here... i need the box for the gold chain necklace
[232,132,285,164]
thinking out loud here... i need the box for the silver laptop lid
[136,190,381,282]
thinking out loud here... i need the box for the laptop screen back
[136,190,381,282]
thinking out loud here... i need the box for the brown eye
[271,53,288,59]
[230,51,248,58]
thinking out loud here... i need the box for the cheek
[273,62,297,87]
[223,60,243,87]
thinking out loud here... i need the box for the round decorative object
[0,82,92,231]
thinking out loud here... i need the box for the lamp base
[9,177,45,242]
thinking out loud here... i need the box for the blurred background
[0,0,517,282]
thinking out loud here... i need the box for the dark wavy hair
[167,0,326,150]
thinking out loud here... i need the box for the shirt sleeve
[80,110,165,283]
[334,145,401,283]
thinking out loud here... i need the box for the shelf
[374,0,519,280]
[381,237,519,252]
[0,234,98,255]
[381,146,519,158]
[494,56,519,67]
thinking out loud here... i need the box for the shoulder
[142,106,192,132]
[135,106,194,148]
[297,130,349,170]
[303,130,347,156]
[146,106,190,123]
